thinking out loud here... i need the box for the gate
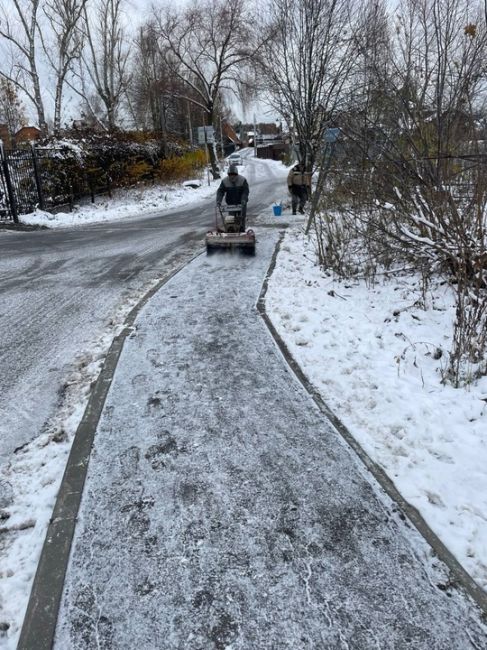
[0,144,41,222]
[0,142,20,222]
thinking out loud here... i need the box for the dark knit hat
[228,164,238,174]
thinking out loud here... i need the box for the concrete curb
[17,253,203,650]
[256,230,487,618]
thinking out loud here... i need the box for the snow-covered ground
[0,155,486,647]
[265,227,487,593]
[19,176,218,229]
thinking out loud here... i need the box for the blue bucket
[273,204,282,216]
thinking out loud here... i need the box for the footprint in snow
[118,446,140,479]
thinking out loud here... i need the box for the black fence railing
[0,144,112,222]
[0,147,17,221]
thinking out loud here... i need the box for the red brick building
[14,126,42,145]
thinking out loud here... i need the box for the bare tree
[41,0,87,134]
[154,0,266,178]
[129,25,165,132]
[261,0,358,174]
[0,77,27,137]
[310,0,392,265]
[318,0,487,384]
[126,22,208,152]
[127,23,177,150]
[0,0,48,135]
[69,0,131,131]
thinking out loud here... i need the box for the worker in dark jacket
[216,164,250,230]
[287,163,312,214]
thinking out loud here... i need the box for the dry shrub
[157,150,206,181]
[125,160,154,182]
[314,161,487,385]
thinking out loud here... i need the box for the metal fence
[0,144,111,223]
[0,150,13,220]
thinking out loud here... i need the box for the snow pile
[266,226,487,590]
[0,349,105,645]
[20,177,218,229]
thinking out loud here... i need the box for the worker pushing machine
[216,164,250,231]
[206,162,255,254]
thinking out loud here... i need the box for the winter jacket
[287,167,312,194]
[216,174,249,206]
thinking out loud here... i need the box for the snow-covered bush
[309,0,487,386]
[29,132,205,207]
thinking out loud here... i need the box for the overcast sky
[1,0,289,129]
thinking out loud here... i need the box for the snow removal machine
[205,203,256,255]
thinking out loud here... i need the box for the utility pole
[220,115,224,160]
[204,128,210,185]
[253,113,257,158]
[188,101,193,145]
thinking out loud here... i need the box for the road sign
[196,126,215,145]
[324,128,341,143]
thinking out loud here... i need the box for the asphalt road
[0,158,284,469]
[53,232,486,649]
[0,203,208,467]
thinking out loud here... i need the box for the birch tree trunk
[0,0,48,135]
[42,0,87,134]
[67,0,130,131]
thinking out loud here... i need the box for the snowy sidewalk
[28,231,486,647]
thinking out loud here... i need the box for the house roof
[222,122,241,144]
[15,126,41,136]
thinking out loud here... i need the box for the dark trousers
[291,186,308,213]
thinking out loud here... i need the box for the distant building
[72,119,88,130]
[221,122,242,155]
[244,122,283,147]
[70,118,105,133]
[14,126,42,145]
[259,123,280,136]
